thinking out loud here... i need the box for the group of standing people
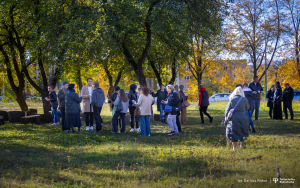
[225,76,295,151]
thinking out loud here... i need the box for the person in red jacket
[198,85,213,124]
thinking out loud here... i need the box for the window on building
[184,75,192,80]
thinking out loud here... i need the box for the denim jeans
[246,110,254,129]
[52,108,58,123]
[160,102,166,120]
[251,99,260,120]
[140,115,151,136]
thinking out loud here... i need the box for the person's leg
[85,112,90,127]
[90,112,94,128]
[176,114,181,132]
[120,113,126,133]
[112,111,119,132]
[232,142,237,151]
[269,106,272,118]
[167,115,174,132]
[202,106,212,120]
[145,115,151,135]
[140,116,146,136]
[199,108,204,123]
[288,102,294,119]
[160,103,164,121]
[53,108,58,123]
[251,100,256,117]
[129,107,135,129]
[61,107,65,131]
[99,107,102,130]
[172,115,179,134]
[93,106,100,132]
[255,100,260,120]
[51,110,54,124]
[283,102,288,119]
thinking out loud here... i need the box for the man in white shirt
[81,78,95,130]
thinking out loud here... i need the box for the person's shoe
[148,134,151,137]
[161,120,164,124]
[52,123,57,126]
[164,119,168,124]
[252,128,256,133]
[90,126,93,130]
[249,129,251,133]
[255,120,260,122]
[111,131,117,134]
[71,130,76,134]
[168,131,175,136]
[130,128,135,132]
[285,117,288,120]
[201,122,205,124]
[136,128,140,133]
[240,145,246,148]
[210,117,213,123]
[291,117,294,120]
[86,126,90,130]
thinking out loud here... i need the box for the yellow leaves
[278,60,300,90]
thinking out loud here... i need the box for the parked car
[293,90,300,100]
[209,93,231,102]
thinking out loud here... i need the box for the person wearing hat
[91,81,106,133]
[283,83,294,120]
[58,81,69,131]
[65,84,83,133]
[179,85,189,125]
[273,81,283,120]
[81,78,95,131]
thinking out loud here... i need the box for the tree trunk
[137,63,147,87]
[77,68,83,91]
[169,58,177,85]
[149,60,163,87]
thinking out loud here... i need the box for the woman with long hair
[267,85,275,119]
[136,87,153,136]
[174,85,183,133]
[273,81,283,120]
[162,85,180,136]
[225,87,250,151]
[111,89,129,133]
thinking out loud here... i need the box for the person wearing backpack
[111,89,129,133]
[225,87,250,151]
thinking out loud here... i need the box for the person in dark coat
[174,85,183,133]
[151,85,168,124]
[127,84,139,133]
[273,81,283,120]
[46,85,59,125]
[283,83,294,120]
[91,81,105,134]
[162,85,180,136]
[225,87,250,151]
[266,85,275,119]
[65,84,83,133]
[108,86,121,130]
[58,81,69,131]
[248,76,264,122]
[243,83,255,133]
[198,85,213,124]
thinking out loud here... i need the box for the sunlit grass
[0,101,299,187]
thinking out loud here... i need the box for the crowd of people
[45,76,295,142]
[226,76,295,151]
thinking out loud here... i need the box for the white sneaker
[52,123,57,126]
[86,126,90,130]
[148,134,151,137]
[90,126,93,130]
[136,128,140,133]
[130,128,134,132]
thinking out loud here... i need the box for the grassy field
[0,101,299,188]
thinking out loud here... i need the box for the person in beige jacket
[81,78,95,130]
[136,87,153,136]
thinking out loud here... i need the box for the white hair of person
[229,86,245,100]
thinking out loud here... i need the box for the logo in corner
[273,178,278,183]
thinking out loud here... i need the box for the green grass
[0,101,299,187]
